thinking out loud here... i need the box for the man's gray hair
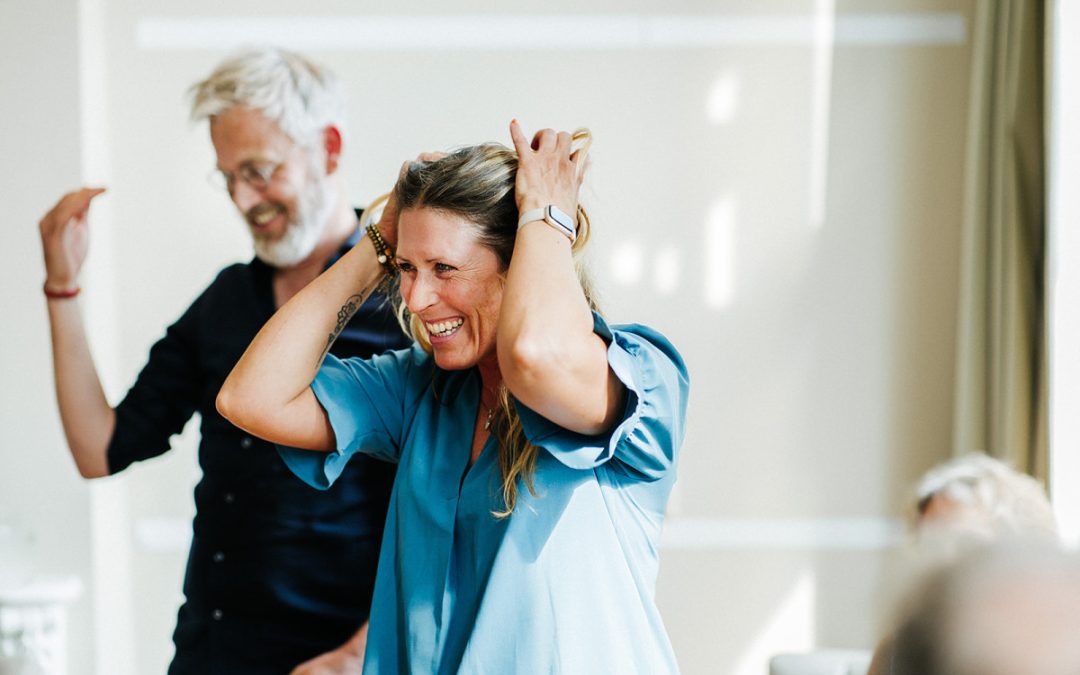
[189,47,345,146]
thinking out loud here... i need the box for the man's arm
[289,623,368,675]
[40,188,114,478]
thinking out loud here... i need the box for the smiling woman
[217,120,690,674]
[395,207,507,371]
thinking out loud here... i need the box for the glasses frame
[208,159,284,194]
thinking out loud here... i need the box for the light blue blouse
[279,314,689,674]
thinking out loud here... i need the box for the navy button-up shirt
[107,219,408,674]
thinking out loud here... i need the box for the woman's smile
[425,317,465,341]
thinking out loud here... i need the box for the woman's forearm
[497,122,622,434]
[217,235,385,449]
[498,221,595,367]
[497,221,616,434]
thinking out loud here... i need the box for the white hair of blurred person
[891,542,1080,675]
[912,452,1057,549]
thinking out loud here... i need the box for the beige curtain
[953,0,1048,484]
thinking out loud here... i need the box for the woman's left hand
[509,120,583,220]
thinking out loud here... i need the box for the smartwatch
[517,205,576,243]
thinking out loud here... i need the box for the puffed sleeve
[514,313,689,481]
[278,345,430,489]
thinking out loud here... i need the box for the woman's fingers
[532,128,557,152]
[511,120,584,215]
[556,131,573,155]
[396,153,446,183]
[509,119,531,156]
[512,121,573,160]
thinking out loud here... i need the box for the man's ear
[323,125,343,175]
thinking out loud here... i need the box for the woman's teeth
[426,319,463,337]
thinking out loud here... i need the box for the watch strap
[517,205,576,243]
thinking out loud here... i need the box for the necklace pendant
[483,407,495,431]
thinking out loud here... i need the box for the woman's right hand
[38,187,106,292]
[374,153,446,251]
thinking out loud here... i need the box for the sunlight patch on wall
[707,70,740,125]
[733,571,816,675]
[705,196,736,309]
[609,239,645,287]
[653,246,681,295]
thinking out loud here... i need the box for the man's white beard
[252,175,336,268]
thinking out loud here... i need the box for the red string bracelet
[43,284,81,300]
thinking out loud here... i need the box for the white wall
[1,1,974,673]
[0,1,97,672]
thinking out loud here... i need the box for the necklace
[480,381,500,431]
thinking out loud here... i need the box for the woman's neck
[477,355,502,406]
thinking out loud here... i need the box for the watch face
[546,205,575,234]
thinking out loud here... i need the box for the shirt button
[240,436,253,449]
[213,551,225,563]
[224,493,235,504]
[212,609,224,621]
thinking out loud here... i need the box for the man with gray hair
[37,48,406,674]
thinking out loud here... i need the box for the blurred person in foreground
[38,47,407,674]
[890,542,1080,675]
[867,453,1058,675]
[217,121,690,673]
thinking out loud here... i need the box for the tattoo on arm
[319,287,373,362]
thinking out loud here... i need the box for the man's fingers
[65,187,106,211]
[51,187,107,228]
[71,187,106,222]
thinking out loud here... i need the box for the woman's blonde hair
[388,134,598,516]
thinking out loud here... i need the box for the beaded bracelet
[366,222,396,273]
[359,193,397,274]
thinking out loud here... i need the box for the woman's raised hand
[509,120,583,221]
[373,152,447,250]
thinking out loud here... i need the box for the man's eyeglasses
[208,161,282,194]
